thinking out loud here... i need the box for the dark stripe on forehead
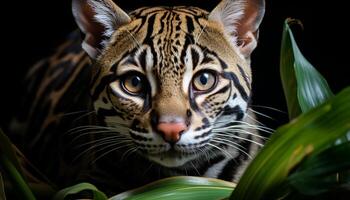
[157,12,168,35]
[186,16,195,34]
[145,14,157,41]
[221,72,249,102]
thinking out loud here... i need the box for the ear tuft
[209,0,265,60]
[72,0,131,59]
[208,0,246,45]
[88,0,131,38]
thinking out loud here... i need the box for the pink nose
[157,122,187,143]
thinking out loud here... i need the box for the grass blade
[230,87,350,200]
[52,183,107,200]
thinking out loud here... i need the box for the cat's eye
[121,74,145,95]
[192,71,217,92]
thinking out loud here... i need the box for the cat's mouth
[143,145,205,167]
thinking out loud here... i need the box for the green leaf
[280,19,303,119]
[280,19,333,119]
[52,182,107,200]
[287,141,350,196]
[0,128,25,178]
[0,129,36,200]
[111,176,235,200]
[229,87,350,200]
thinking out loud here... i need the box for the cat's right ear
[72,0,131,59]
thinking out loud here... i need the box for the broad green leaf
[52,182,107,200]
[111,176,235,200]
[280,19,333,119]
[230,87,350,200]
[288,141,350,196]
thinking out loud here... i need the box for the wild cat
[10,0,265,195]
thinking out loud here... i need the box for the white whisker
[75,135,130,148]
[250,105,286,114]
[214,134,264,147]
[249,109,275,120]
[74,140,132,162]
[207,143,233,159]
[90,143,135,164]
[212,139,252,159]
[213,128,268,140]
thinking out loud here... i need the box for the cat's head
[72,0,265,167]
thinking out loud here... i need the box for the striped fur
[10,1,265,195]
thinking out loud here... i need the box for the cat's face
[73,0,264,168]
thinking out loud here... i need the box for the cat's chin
[146,149,197,168]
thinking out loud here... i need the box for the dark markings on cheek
[97,107,124,119]
[131,119,149,133]
[222,105,244,121]
[91,74,114,101]
[206,84,231,100]
[221,72,248,102]
[194,130,212,139]
[237,64,251,90]
[129,131,152,142]
[232,93,237,100]
[195,118,210,131]
[191,48,200,69]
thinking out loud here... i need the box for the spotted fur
[10,0,265,195]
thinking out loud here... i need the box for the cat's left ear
[209,0,265,59]
[72,0,131,59]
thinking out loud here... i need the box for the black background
[1,0,349,130]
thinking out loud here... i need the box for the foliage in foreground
[1,19,349,200]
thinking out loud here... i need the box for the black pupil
[199,73,209,85]
[131,76,141,87]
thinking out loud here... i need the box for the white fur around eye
[109,81,144,106]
